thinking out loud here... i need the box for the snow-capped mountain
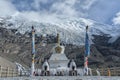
[0,15,120,45]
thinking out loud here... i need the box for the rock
[111,37,120,50]
[112,56,120,62]
[92,35,111,46]
[106,55,118,62]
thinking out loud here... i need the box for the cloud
[32,0,50,10]
[50,0,97,17]
[1,0,111,24]
[11,11,61,24]
[1,0,120,25]
[87,0,120,24]
[112,12,120,25]
[28,0,97,22]
[31,0,97,18]
[50,0,78,17]
[0,0,17,17]
[31,0,42,11]
[80,0,97,10]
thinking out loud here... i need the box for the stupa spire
[57,33,60,45]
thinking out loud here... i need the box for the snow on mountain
[0,15,120,45]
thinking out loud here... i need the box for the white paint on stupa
[48,44,69,68]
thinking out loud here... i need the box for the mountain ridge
[0,16,120,45]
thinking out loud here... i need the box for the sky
[0,0,120,25]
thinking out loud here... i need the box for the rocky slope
[0,56,16,69]
[0,27,120,68]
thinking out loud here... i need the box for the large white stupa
[48,33,69,68]
[41,33,78,76]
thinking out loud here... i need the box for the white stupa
[41,33,80,76]
[48,33,69,69]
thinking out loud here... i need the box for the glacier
[0,15,120,45]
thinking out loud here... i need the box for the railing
[0,66,18,77]
[0,66,120,77]
[91,67,120,76]
[0,66,30,78]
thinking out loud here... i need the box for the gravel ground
[0,76,120,80]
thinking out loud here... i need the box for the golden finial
[57,33,60,45]
[55,33,62,53]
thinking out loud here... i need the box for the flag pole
[31,26,35,76]
[84,25,90,75]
